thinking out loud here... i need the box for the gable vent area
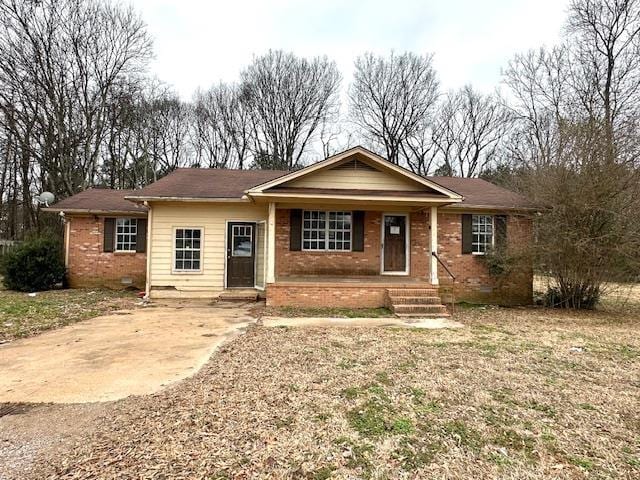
[331,158,378,172]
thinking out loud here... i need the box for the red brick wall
[436,212,533,305]
[410,210,430,279]
[275,209,431,280]
[66,216,146,289]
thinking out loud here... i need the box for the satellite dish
[37,191,55,207]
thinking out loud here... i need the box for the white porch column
[267,202,276,284]
[430,206,439,285]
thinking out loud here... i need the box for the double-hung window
[115,218,137,251]
[174,228,202,272]
[471,215,494,254]
[302,211,352,251]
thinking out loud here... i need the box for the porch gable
[245,146,463,204]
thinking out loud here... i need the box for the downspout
[144,201,153,299]
[62,212,70,268]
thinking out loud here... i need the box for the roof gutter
[125,195,252,203]
[42,207,148,216]
[441,204,541,213]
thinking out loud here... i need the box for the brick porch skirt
[266,277,433,308]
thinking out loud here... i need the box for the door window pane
[232,225,253,257]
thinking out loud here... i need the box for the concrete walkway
[0,301,256,404]
[261,316,464,329]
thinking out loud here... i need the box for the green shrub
[0,237,65,292]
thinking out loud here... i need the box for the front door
[382,214,408,274]
[227,222,255,287]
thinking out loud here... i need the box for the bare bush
[504,0,640,308]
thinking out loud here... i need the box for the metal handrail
[432,251,456,315]
[432,251,455,281]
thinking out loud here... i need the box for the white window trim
[471,214,495,256]
[115,217,138,252]
[172,226,204,274]
[301,210,353,252]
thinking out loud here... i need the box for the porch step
[218,290,259,302]
[395,312,449,318]
[392,304,449,315]
[385,287,450,318]
[386,288,439,297]
[388,295,442,305]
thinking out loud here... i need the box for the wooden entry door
[382,214,408,273]
[227,222,255,287]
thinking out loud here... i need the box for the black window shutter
[461,214,473,254]
[290,209,302,251]
[495,215,507,251]
[103,218,115,253]
[136,218,148,253]
[352,211,365,251]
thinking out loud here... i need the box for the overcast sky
[131,0,571,99]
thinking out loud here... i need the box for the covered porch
[263,205,443,289]
[239,147,464,311]
[260,204,448,312]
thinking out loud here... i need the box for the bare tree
[568,0,640,163]
[240,50,341,170]
[0,0,152,237]
[349,52,439,166]
[433,86,511,177]
[191,83,251,169]
[503,47,572,168]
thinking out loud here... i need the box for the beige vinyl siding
[149,202,268,297]
[285,166,427,191]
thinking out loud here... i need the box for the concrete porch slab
[260,316,464,329]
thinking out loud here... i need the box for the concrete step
[392,304,449,315]
[386,288,439,297]
[388,295,442,305]
[396,312,451,318]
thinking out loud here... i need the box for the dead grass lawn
[0,289,137,341]
[30,303,640,479]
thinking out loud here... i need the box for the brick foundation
[267,283,390,308]
[66,215,146,289]
[266,280,434,308]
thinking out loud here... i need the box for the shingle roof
[425,176,536,210]
[46,188,148,214]
[127,168,290,199]
[46,169,536,214]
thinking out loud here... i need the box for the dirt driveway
[0,300,257,403]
